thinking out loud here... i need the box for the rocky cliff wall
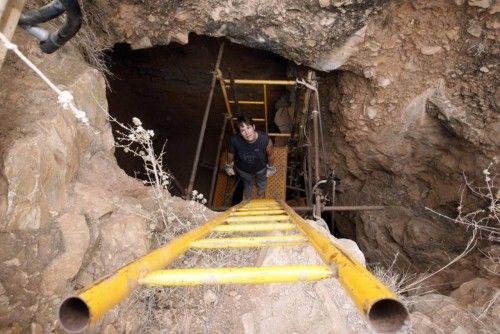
[0,33,154,332]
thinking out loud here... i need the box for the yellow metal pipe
[280,201,409,333]
[226,215,289,223]
[190,235,307,248]
[213,223,295,232]
[237,204,282,208]
[268,133,291,137]
[139,265,332,286]
[235,207,283,212]
[230,209,286,216]
[57,206,237,333]
[229,100,264,105]
[223,79,296,85]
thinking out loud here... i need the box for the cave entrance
[105,34,293,200]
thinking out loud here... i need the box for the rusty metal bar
[210,205,384,212]
[263,84,268,132]
[217,70,235,133]
[208,114,229,206]
[190,235,307,248]
[187,40,225,195]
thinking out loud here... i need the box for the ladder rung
[213,223,295,232]
[237,206,283,211]
[226,215,289,223]
[229,100,264,105]
[139,265,332,286]
[190,235,307,248]
[230,209,286,216]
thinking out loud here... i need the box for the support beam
[224,79,296,85]
[225,214,289,223]
[0,0,26,69]
[229,209,286,216]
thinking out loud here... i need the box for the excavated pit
[106,34,298,197]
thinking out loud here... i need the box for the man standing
[225,116,277,199]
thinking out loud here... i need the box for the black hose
[40,0,82,54]
[18,0,82,54]
[19,0,65,26]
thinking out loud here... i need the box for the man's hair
[237,116,254,127]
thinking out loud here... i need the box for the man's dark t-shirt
[229,131,269,174]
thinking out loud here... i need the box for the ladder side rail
[57,205,239,333]
[280,201,409,333]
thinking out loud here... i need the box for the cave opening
[105,34,297,200]
[105,34,346,237]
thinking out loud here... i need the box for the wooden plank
[0,0,26,69]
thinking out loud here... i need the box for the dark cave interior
[106,34,293,198]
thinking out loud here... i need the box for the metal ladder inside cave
[58,199,409,334]
[211,73,296,206]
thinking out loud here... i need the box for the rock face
[0,34,152,331]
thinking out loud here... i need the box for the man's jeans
[235,166,267,199]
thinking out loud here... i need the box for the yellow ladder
[59,199,408,333]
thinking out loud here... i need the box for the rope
[0,32,89,125]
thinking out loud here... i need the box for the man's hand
[224,162,235,176]
[266,164,277,177]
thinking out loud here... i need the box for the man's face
[239,123,257,142]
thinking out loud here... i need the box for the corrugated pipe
[18,0,82,54]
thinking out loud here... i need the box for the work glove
[224,162,235,176]
[266,164,277,177]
